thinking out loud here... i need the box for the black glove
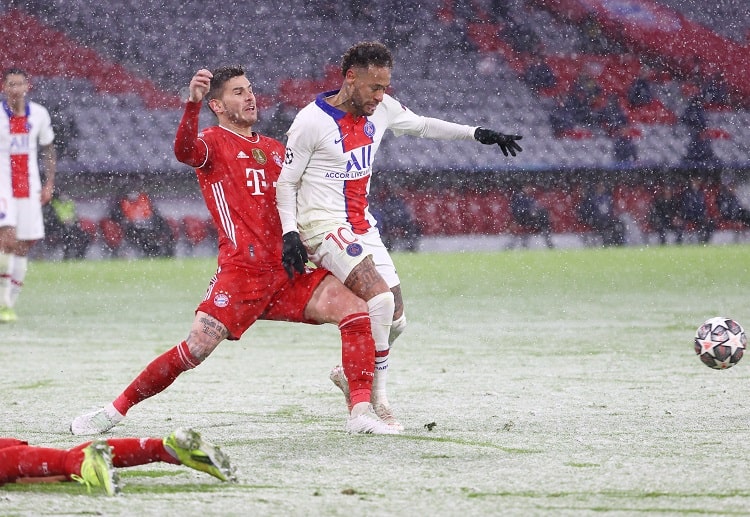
[281,231,308,279]
[475,128,523,157]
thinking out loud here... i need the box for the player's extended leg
[304,274,398,434]
[71,313,225,435]
[1,235,36,321]
[337,256,403,431]
[0,230,14,322]
[163,428,237,482]
[389,284,407,346]
[0,439,120,495]
[7,251,29,309]
[68,430,236,482]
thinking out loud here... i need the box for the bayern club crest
[213,292,230,308]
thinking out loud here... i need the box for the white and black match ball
[694,317,747,370]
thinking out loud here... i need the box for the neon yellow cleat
[72,439,122,496]
[164,428,237,482]
[0,306,17,323]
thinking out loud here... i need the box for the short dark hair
[3,68,28,81]
[207,65,245,102]
[341,42,393,76]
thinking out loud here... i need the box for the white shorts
[0,193,45,241]
[305,224,400,288]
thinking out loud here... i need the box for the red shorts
[196,265,330,340]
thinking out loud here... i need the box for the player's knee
[389,313,407,346]
[348,293,369,315]
[186,330,222,363]
[367,291,395,319]
[185,338,213,363]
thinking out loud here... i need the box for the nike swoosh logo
[334,134,349,144]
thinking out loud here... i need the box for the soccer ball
[694,317,747,369]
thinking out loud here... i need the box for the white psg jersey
[277,91,476,240]
[0,100,54,199]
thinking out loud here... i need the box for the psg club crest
[346,243,363,257]
[363,121,375,137]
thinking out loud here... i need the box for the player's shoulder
[198,125,219,137]
[256,133,285,151]
[287,100,333,139]
[380,93,410,112]
[28,101,51,117]
[296,99,324,121]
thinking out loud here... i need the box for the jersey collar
[315,90,347,120]
[2,100,30,118]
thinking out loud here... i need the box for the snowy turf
[1,245,749,515]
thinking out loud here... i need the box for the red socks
[67,438,179,467]
[0,438,180,484]
[0,445,69,483]
[113,341,199,415]
[339,313,375,407]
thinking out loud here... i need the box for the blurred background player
[0,427,236,496]
[0,68,56,322]
[510,183,554,248]
[71,66,394,437]
[43,189,92,260]
[276,41,523,431]
[108,187,176,258]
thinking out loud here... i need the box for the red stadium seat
[613,184,654,232]
[78,218,98,241]
[461,192,488,234]
[483,191,512,234]
[437,191,465,235]
[404,191,443,236]
[99,218,123,251]
[182,216,210,246]
[625,99,677,125]
[165,217,181,242]
[535,188,588,233]
[701,128,731,140]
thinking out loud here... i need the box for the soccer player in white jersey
[71,66,396,437]
[276,41,523,430]
[0,68,56,323]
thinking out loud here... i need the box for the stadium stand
[6,0,743,174]
[0,0,748,254]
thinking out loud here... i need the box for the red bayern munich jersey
[175,101,286,271]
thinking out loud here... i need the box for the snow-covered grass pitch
[2,245,750,516]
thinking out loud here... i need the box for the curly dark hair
[340,42,393,75]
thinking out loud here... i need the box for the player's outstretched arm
[474,128,523,157]
[174,69,212,167]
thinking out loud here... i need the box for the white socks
[104,403,125,422]
[389,313,407,346]
[367,291,395,403]
[8,255,27,307]
[0,252,10,307]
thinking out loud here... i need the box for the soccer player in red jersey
[277,42,523,430]
[70,66,395,436]
[1,427,235,495]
